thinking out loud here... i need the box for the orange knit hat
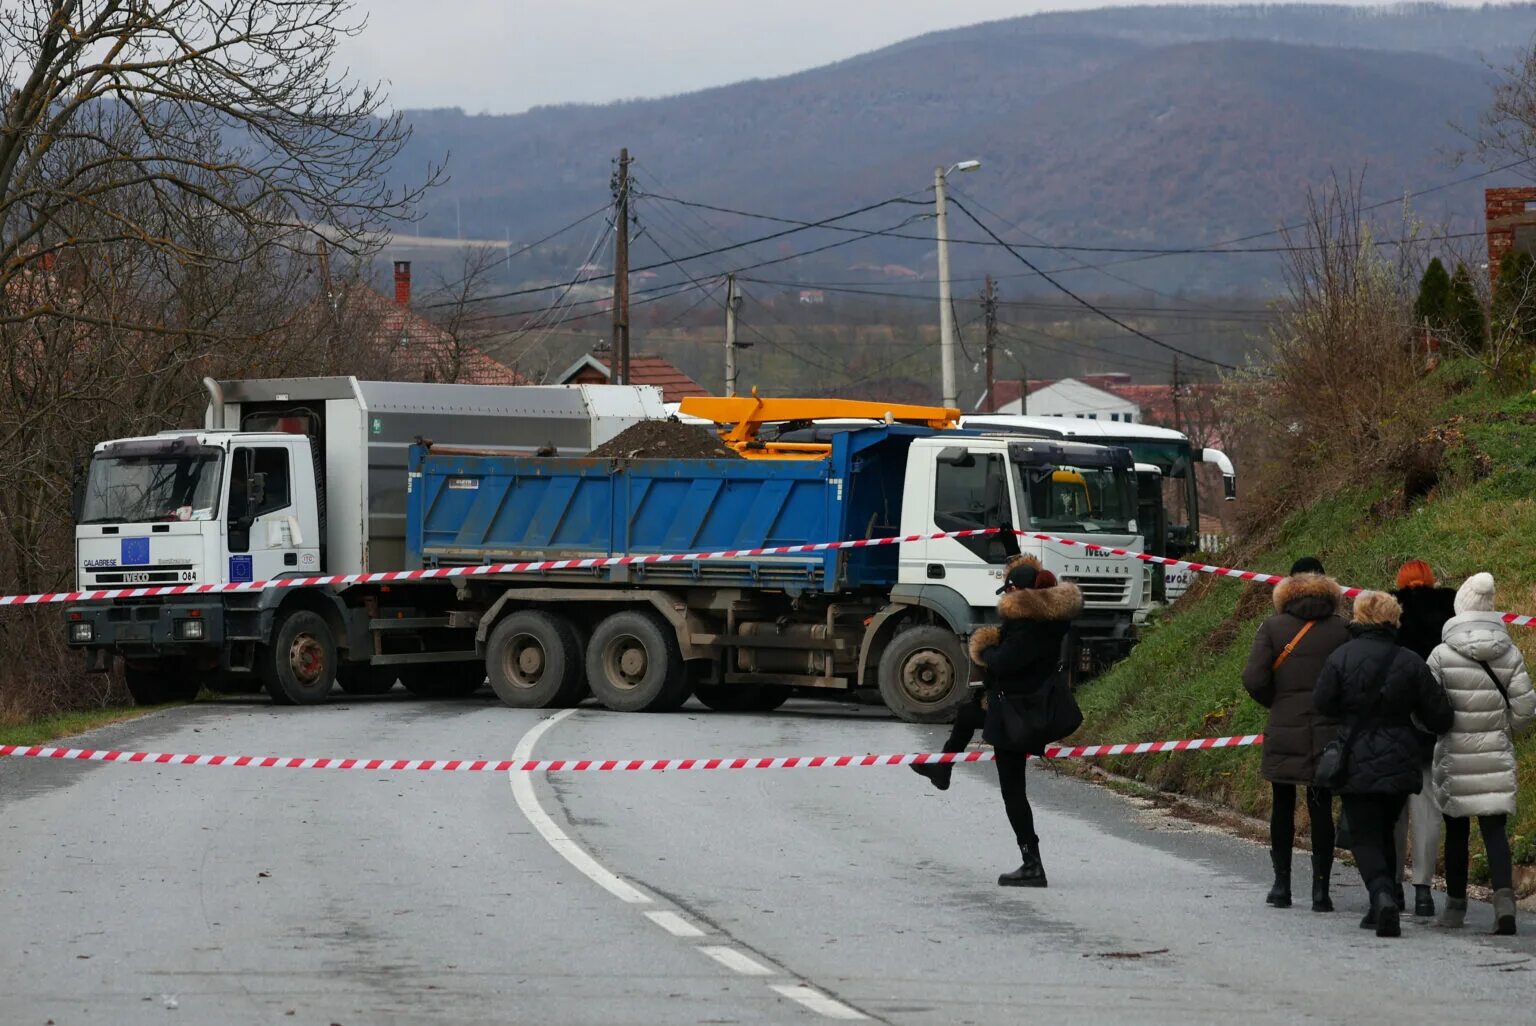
[1396,560,1436,590]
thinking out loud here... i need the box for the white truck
[67,377,666,704]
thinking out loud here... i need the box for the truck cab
[891,434,1144,681]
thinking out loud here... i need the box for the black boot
[1266,851,1292,908]
[1373,886,1401,938]
[910,761,952,791]
[1413,884,1436,918]
[1311,854,1333,913]
[999,842,1047,888]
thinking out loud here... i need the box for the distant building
[798,289,826,305]
[1486,186,1536,286]
[557,349,710,403]
[984,374,1141,422]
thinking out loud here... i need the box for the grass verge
[1074,364,1536,889]
[0,704,168,747]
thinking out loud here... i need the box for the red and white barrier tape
[12,525,1534,630]
[0,528,997,607]
[0,733,1262,773]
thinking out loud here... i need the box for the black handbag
[983,670,1083,754]
[1314,645,1393,790]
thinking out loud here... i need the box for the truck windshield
[80,451,223,524]
[1017,463,1136,533]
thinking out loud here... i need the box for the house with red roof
[556,348,710,403]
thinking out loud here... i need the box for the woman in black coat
[1314,591,1453,938]
[912,554,1082,887]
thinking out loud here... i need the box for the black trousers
[1444,813,1513,898]
[1270,782,1335,861]
[944,691,1037,848]
[1340,793,1408,899]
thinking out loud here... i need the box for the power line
[423,195,927,310]
[948,196,1239,371]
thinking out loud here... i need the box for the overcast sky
[340,0,1501,115]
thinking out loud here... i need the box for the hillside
[388,3,1535,293]
[1075,362,1536,890]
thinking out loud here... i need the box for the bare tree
[1466,36,1536,177]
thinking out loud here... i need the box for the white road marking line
[644,910,705,937]
[697,945,774,976]
[508,709,651,905]
[770,984,868,1020]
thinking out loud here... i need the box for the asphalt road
[3,693,1534,1025]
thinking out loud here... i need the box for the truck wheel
[259,610,337,705]
[586,610,689,713]
[877,626,967,724]
[123,664,201,705]
[400,663,485,698]
[486,611,586,709]
[694,684,791,713]
[336,665,396,696]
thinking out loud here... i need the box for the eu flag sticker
[121,537,150,566]
[229,555,253,582]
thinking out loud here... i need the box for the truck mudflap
[66,601,227,671]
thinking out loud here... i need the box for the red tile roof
[561,352,710,403]
[320,285,525,386]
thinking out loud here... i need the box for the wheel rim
[288,633,327,686]
[899,648,954,706]
[602,635,648,691]
[501,633,546,690]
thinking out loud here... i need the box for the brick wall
[1485,187,1536,285]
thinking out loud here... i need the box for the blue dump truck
[406,423,1148,722]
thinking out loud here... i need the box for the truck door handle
[926,563,945,579]
[284,553,298,567]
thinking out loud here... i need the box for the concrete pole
[724,274,739,397]
[935,165,957,409]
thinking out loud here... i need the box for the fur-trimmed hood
[1272,573,1342,621]
[998,580,1083,622]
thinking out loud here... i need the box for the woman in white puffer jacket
[1426,572,1536,934]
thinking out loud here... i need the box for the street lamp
[935,159,981,409]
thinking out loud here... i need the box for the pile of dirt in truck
[589,419,743,460]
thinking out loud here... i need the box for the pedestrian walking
[1241,557,1351,911]
[1390,559,1459,917]
[1426,572,1536,934]
[1314,591,1453,938]
[912,555,1081,887]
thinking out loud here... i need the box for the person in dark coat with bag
[913,554,1081,887]
[1241,558,1351,912]
[1314,591,1454,938]
[1390,559,1459,918]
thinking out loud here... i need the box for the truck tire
[123,664,201,706]
[877,626,967,724]
[487,611,587,709]
[694,684,791,713]
[336,665,397,696]
[400,663,485,699]
[585,610,690,713]
[259,610,337,705]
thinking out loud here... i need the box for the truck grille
[1064,575,1129,607]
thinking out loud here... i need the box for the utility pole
[935,165,957,409]
[1170,355,1183,433]
[982,275,998,412]
[611,147,632,385]
[724,274,741,396]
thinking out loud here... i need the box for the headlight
[175,618,205,640]
[69,621,94,643]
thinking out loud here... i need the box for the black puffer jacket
[969,561,1082,697]
[1313,624,1454,795]
[1392,586,1458,661]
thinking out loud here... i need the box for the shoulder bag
[1313,645,1394,791]
[1272,620,1316,672]
[983,670,1083,755]
[1476,658,1513,730]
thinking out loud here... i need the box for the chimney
[393,260,411,307]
